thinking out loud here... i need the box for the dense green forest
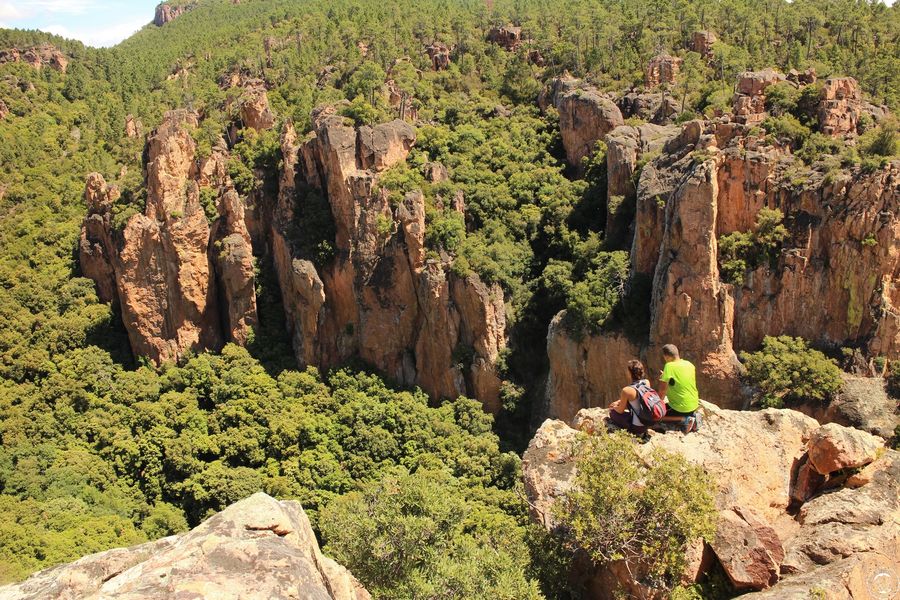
[1,0,899,596]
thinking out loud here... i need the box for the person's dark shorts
[666,407,696,418]
[608,409,647,434]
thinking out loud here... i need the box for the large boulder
[711,507,785,590]
[818,77,862,137]
[807,422,883,475]
[0,493,369,600]
[645,53,682,88]
[556,87,624,168]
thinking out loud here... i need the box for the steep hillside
[0,0,899,597]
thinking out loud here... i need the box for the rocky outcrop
[154,2,194,26]
[0,44,68,73]
[487,25,524,51]
[691,30,718,58]
[547,113,900,418]
[733,68,784,124]
[79,110,257,363]
[616,91,679,124]
[0,99,8,120]
[273,112,507,412]
[0,493,369,600]
[425,43,451,71]
[645,53,682,88]
[124,115,142,139]
[796,374,899,438]
[523,403,896,597]
[239,84,275,131]
[818,77,862,137]
[556,87,624,168]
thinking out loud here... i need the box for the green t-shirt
[661,359,699,413]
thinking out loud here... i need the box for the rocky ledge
[523,401,898,598]
[0,493,369,600]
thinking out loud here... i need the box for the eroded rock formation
[645,53,682,88]
[691,30,718,58]
[0,44,68,73]
[273,114,507,412]
[733,68,784,124]
[546,115,900,418]
[80,110,257,363]
[425,43,451,71]
[0,493,370,600]
[487,25,524,51]
[554,86,624,168]
[818,77,862,137]
[523,403,897,597]
[154,2,194,26]
[239,83,275,131]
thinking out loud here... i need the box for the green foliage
[764,82,801,116]
[762,114,811,148]
[860,121,899,158]
[718,208,789,285]
[554,431,716,591]
[886,361,900,398]
[321,468,543,600]
[564,252,629,333]
[740,336,843,408]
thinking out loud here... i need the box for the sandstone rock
[124,115,142,139]
[645,53,682,88]
[154,2,194,26]
[557,87,624,168]
[711,506,785,590]
[524,407,899,597]
[798,374,899,440]
[781,453,899,574]
[0,44,67,72]
[0,493,369,600]
[0,99,8,120]
[616,90,679,124]
[818,77,862,137]
[80,110,261,364]
[733,69,784,124]
[423,162,449,183]
[538,72,581,113]
[807,422,883,475]
[690,30,718,58]
[790,457,827,504]
[425,43,451,71]
[742,539,900,600]
[357,120,416,172]
[240,84,275,131]
[272,111,507,412]
[787,67,817,86]
[487,25,524,51]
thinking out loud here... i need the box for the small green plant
[718,208,788,285]
[199,186,218,223]
[740,336,843,408]
[554,431,716,591]
[862,234,878,247]
[886,361,900,398]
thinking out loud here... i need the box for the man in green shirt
[656,344,701,433]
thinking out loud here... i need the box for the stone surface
[616,90,679,124]
[691,30,718,58]
[733,69,784,124]
[645,53,682,88]
[154,2,194,26]
[0,493,369,600]
[79,111,258,363]
[0,44,68,72]
[524,406,899,596]
[272,111,507,412]
[425,43,451,71]
[712,507,785,590]
[818,77,862,137]
[807,422,883,475]
[240,84,276,131]
[557,87,624,168]
[487,25,524,50]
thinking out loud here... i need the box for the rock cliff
[0,493,370,600]
[0,44,68,73]
[273,113,507,411]
[645,53,681,88]
[79,110,257,363]
[546,111,900,418]
[154,2,194,26]
[523,403,898,597]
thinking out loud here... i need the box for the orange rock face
[547,117,900,417]
[487,25,524,51]
[154,2,194,26]
[691,30,718,58]
[645,53,682,88]
[239,84,275,131]
[556,86,624,168]
[817,77,862,137]
[272,112,507,412]
[0,44,68,72]
[425,43,451,71]
[733,69,784,124]
[79,110,257,363]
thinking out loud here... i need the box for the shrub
[565,251,629,333]
[321,468,543,600]
[762,114,810,148]
[554,431,716,590]
[718,208,788,285]
[740,336,843,408]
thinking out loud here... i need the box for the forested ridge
[0,0,898,596]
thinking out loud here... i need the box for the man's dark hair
[627,359,645,381]
[662,344,680,359]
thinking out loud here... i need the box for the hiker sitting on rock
[609,360,666,435]
[656,344,701,433]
